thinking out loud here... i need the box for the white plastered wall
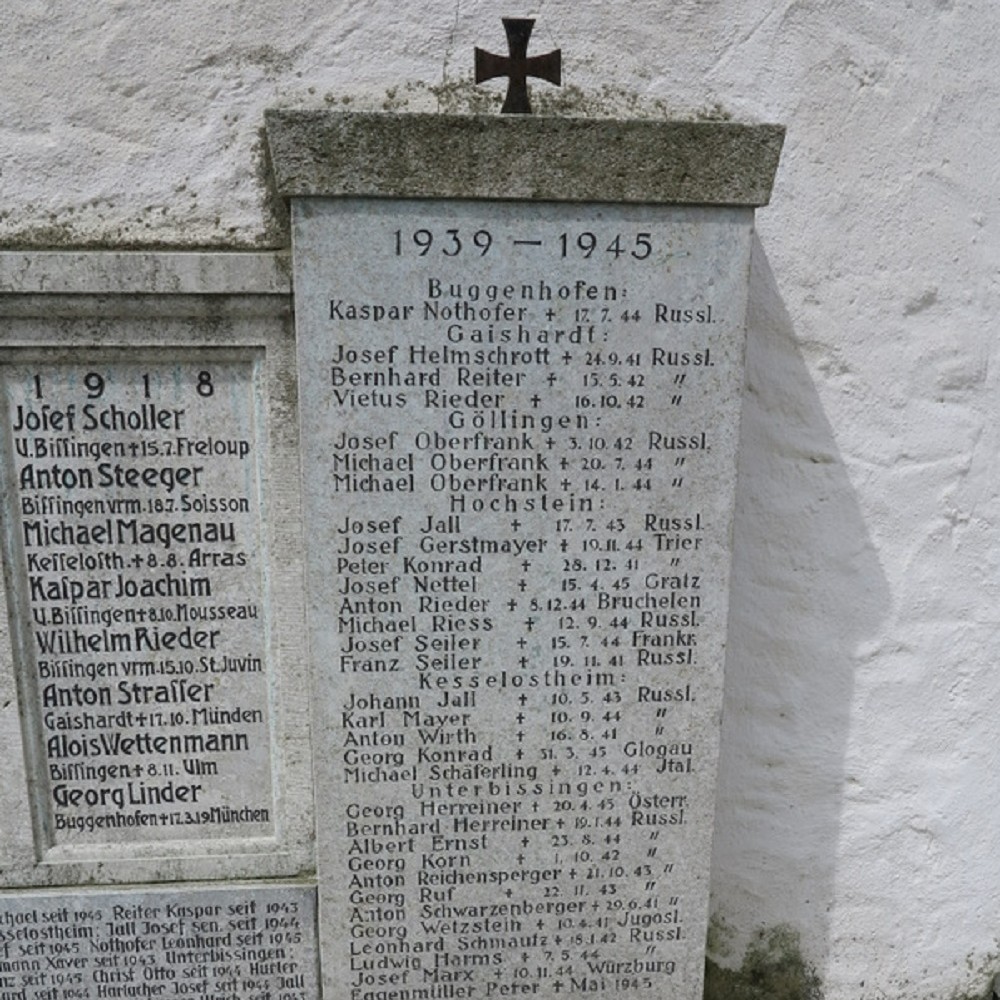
[4,2,999,996]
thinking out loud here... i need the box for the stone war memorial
[0,20,783,1000]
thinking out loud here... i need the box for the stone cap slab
[0,251,291,294]
[265,110,784,207]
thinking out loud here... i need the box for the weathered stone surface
[291,195,755,1000]
[0,252,291,295]
[5,354,278,847]
[265,111,784,206]
[0,269,310,888]
[0,883,318,1000]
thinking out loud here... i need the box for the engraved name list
[0,356,275,848]
[294,199,752,1000]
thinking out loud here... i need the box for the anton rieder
[0,356,277,846]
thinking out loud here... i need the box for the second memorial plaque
[294,199,753,1000]
[0,354,275,851]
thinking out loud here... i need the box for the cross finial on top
[475,18,561,114]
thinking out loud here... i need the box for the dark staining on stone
[704,925,822,1000]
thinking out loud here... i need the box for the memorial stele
[0,45,782,1000]
[266,98,782,1000]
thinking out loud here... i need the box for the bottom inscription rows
[0,885,316,1000]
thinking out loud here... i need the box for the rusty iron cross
[475,18,561,114]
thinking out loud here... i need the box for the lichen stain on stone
[376,79,734,121]
[191,43,296,76]
[270,363,300,428]
[3,221,81,250]
[903,287,939,316]
[943,983,994,1000]
[706,913,735,961]
[940,946,1000,1000]
[254,124,291,249]
[704,924,822,1000]
[705,926,1000,1000]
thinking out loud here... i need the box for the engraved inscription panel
[0,355,275,848]
[293,200,752,1000]
[0,884,317,999]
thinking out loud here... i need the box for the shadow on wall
[707,235,891,996]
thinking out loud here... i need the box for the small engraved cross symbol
[475,18,561,114]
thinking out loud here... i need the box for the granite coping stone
[0,251,291,295]
[265,110,784,206]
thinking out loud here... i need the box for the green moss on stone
[706,914,734,961]
[704,926,822,1000]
